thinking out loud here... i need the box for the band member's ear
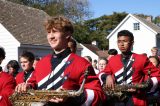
[65,32,71,40]
[66,35,70,39]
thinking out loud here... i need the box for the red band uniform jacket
[28,52,105,106]
[101,53,160,106]
[16,68,34,85]
[0,72,16,106]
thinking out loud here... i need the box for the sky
[89,0,160,19]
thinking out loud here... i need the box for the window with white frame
[133,23,140,30]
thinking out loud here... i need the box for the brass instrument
[103,82,149,101]
[103,70,151,101]
[10,70,88,106]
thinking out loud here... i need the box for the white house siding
[80,44,99,62]
[0,24,20,69]
[108,15,157,56]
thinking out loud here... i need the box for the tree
[79,12,127,50]
[154,16,160,26]
[7,0,92,22]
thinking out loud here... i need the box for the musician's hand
[106,75,114,89]
[15,82,29,93]
[49,97,65,103]
[49,88,68,103]
[127,88,136,92]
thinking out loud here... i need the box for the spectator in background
[147,56,160,105]
[0,47,16,106]
[6,60,20,77]
[151,47,160,60]
[16,51,35,85]
[68,38,77,53]
[92,59,99,74]
[83,56,92,63]
[98,57,107,72]
[151,47,159,56]
[107,48,118,60]
[149,56,160,67]
[92,59,98,69]
[33,57,40,69]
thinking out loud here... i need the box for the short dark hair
[69,38,77,48]
[117,30,134,42]
[7,60,20,72]
[20,51,35,62]
[0,47,5,59]
[84,56,92,63]
[93,59,97,63]
[108,49,118,55]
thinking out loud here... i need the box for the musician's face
[47,28,70,52]
[98,59,107,72]
[117,36,133,53]
[20,57,33,72]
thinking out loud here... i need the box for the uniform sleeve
[79,65,106,106]
[15,72,24,85]
[97,71,107,86]
[0,75,16,106]
[142,56,160,92]
[97,61,113,86]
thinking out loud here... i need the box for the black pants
[103,95,134,106]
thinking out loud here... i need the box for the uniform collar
[52,48,71,59]
[121,51,132,59]
[24,67,34,75]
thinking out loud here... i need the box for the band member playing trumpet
[99,30,160,106]
[15,16,105,106]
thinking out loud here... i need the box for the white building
[80,43,108,62]
[0,0,52,69]
[107,14,160,56]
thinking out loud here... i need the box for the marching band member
[99,30,160,106]
[16,51,35,85]
[15,16,105,106]
[0,47,16,106]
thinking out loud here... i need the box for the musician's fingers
[56,98,63,102]
[110,83,113,89]
[15,85,18,92]
[15,84,22,92]
[20,83,27,92]
[49,98,63,103]
[127,88,136,92]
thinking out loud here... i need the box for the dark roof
[83,44,108,57]
[83,44,100,54]
[96,50,108,58]
[132,14,160,33]
[0,0,50,46]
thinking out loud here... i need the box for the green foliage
[154,16,160,24]
[75,12,127,50]
[7,0,92,22]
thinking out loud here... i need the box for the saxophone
[103,70,151,101]
[10,70,88,106]
[103,81,149,101]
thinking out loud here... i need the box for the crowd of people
[0,16,160,106]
